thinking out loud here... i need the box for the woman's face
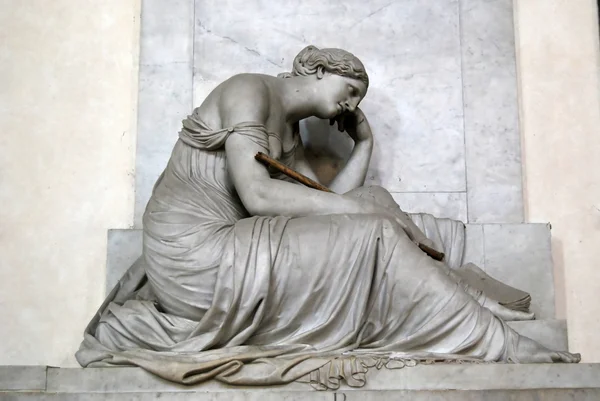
[314,73,367,119]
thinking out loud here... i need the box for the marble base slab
[2,364,600,394]
[4,389,600,400]
[5,364,600,400]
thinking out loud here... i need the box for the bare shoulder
[218,74,272,126]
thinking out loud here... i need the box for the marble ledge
[37,364,600,393]
[3,389,600,401]
[0,366,46,391]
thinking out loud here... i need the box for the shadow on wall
[300,87,401,187]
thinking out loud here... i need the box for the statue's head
[280,45,369,119]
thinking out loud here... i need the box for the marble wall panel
[6,389,600,400]
[140,0,194,65]
[463,223,485,267]
[134,0,194,227]
[391,192,467,221]
[135,0,526,225]
[134,64,192,225]
[460,0,524,223]
[193,0,466,193]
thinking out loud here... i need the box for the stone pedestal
[2,364,600,400]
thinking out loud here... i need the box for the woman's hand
[329,107,373,144]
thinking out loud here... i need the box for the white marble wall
[134,0,523,226]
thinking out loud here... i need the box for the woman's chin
[329,108,343,119]
[315,110,338,120]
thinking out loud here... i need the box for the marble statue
[76,45,580,388]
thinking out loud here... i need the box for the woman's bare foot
[484,299,535,321]
[513,335,581,363]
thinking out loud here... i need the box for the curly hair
[278,45,369,88]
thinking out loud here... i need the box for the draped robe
[76,109,522,388]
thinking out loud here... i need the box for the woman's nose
[344,100,357,112]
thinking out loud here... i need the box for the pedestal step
[2,364,600,400]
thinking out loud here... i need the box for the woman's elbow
[239,185,271,216]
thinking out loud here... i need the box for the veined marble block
[134,63,192,226]
[140,0,194,65]
[193,0,466,193]
[134,0,194,227]
[134,0,525,227]
[460,0,524,223]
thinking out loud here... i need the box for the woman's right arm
[226,132,377,217]
[221,78,381,218]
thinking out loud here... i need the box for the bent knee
[344,213,409,239]
[345,185,397,209]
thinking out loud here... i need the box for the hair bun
[284,45,369,88]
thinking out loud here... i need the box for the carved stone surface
[95,16,573,382]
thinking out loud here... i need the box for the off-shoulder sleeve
[179,110,270,152]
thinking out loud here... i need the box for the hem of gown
[77,334,502,390]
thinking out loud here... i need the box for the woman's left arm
[293,142,324,184]
[327,107,373,194]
